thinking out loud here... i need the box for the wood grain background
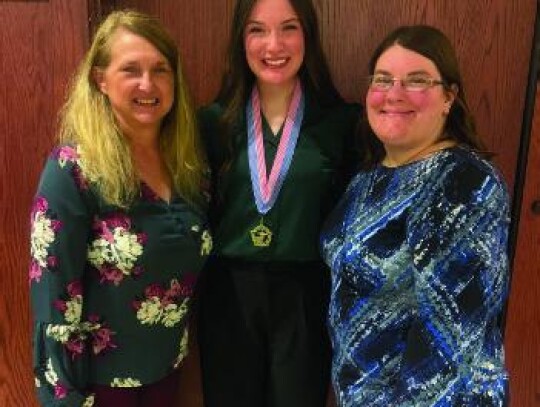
[0,0,538,406]
[505,85,540,407]
[0,1,88,406]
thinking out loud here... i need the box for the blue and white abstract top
[321,146,509,407]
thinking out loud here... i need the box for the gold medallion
[250,218,272,247]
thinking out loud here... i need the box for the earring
[443,102,451,115]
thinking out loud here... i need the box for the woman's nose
[139,72,153,91]
[385,79,407,99]
[266,31,282,51]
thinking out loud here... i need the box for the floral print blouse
[30,145,211,406]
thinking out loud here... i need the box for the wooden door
[0,1,89,406]
[505,82,540,406]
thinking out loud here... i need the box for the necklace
[246,81,304,247]
[382,140,456,168]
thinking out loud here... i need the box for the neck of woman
[382,139,457,168]
[128,133,172,203]
[120,118,161,148]
[257,80,297,135]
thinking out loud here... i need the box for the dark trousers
[198,257,331,407]
[91,370,180,407]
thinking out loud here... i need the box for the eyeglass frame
[366,74,446,92]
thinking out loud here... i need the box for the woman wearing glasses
[321,25,509,406]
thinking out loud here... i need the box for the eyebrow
[281,18,300,24]
[373,69,433,76]
[246,17,300,26]
[118,60,170,68]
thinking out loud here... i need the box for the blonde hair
[59,10,206,209]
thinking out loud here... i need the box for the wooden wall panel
[504,85,540,406]
[0,1,88,406]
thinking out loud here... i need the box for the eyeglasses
[367,74,445,92]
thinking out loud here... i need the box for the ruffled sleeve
[30,146,95,406]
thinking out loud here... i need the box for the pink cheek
[405,92,430,108]
[366,91,385,107]
[244,39,257,57]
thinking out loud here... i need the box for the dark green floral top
[29,145,211,406]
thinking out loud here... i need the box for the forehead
[107,28,167,63]
[248,0,299,22]
[374,44,440,76]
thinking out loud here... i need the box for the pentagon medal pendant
[246,81,304,248]
[250,218,272,247]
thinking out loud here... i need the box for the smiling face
[366,44,454,154]
[244,0,305,89]
[94,28,174,139]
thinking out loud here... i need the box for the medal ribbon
[247,81,304,214]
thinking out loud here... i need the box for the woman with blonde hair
[29,10,210,406]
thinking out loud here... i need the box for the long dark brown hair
[216,0,343,159]
[360,25,489,168]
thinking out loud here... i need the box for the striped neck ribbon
[247,81,304,215]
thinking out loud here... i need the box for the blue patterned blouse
[321,146,509,406]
